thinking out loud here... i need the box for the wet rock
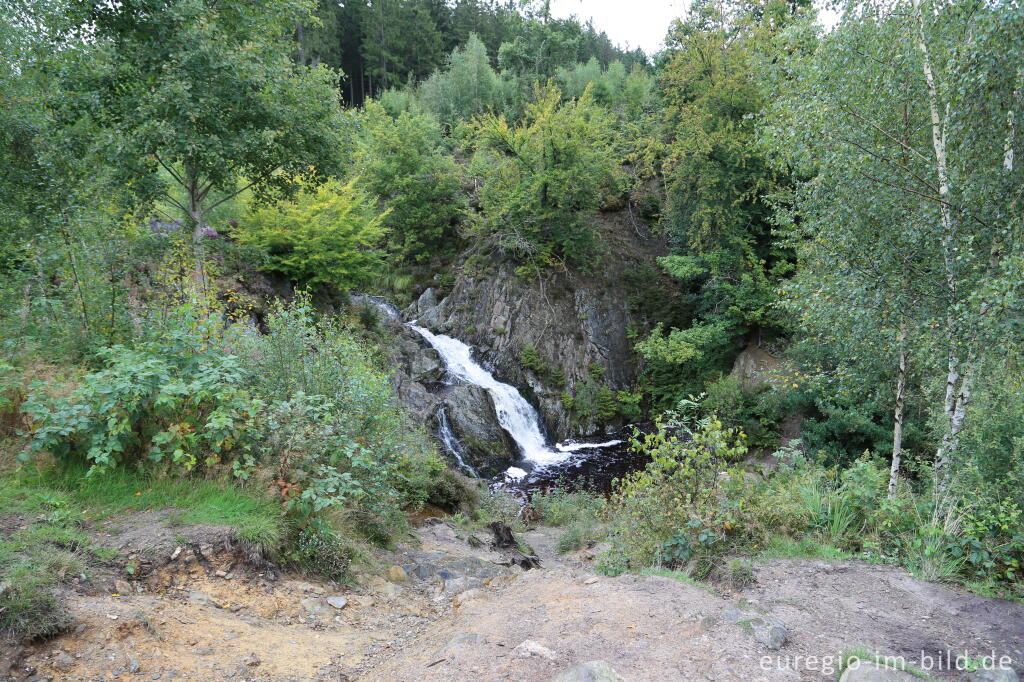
[545,660,627,682]
[442,384,517,475]
[838,661,920,682]
[515,640,557,660]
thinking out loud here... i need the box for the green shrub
[235,178,387,290]
[519,344,548,374]
[532,489,603,526]
[599,415,746,573]
[285,519,358,582]
[22,317,260,474]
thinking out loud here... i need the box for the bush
[22,316,261,474]
[599,415,746,573]
[235,178,387,290]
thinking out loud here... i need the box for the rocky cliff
[381,211,670,474]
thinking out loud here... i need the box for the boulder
[516,640,557,660]
[545,661,627,682]
[387,565,409,584]
[751,615,787,650]
[443,384,517,474]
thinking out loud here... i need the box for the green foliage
[285,519,358,582]
[703,375,780,449]
[634,320,735,409]
[532,488,603,526]
[22,317,260,473]
[600,415,746,573]
[236,179,387,290]
[240,297,444,534]
[68,0,346,242]
[419,35,511,129]
[471,82,622,266]
[519,344,548,374]
[351,101,465,263]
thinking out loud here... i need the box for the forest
[1,0,1022,655]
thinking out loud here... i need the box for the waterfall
[436,406,479,478]
[409,324,571,469]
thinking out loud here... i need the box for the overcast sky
[547,0,842,56]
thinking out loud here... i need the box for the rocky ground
[3,513,1022,682]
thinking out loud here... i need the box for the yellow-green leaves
[236,179,387,290]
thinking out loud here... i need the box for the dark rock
[748,615,787,650]
[963,668,1021,682]
[442,385,517,475]
[406,257,644,440]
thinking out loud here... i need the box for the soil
[3,514,1022,681]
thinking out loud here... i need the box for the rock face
[442,384,517,475]
[387,214,668,468]
[404,261,639,440]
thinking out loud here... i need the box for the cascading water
[409,324,569,469]
[436,406,479,478]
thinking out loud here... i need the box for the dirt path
[5,518,1022,681]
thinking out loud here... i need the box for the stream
[408,322,647,493]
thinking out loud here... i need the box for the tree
[351,101,465,263]
[471,82,621,266]
[764,0,1024,492]
[419,34,507,130]
[68,0,346,289]
[236,179,387,290]
[360,0,444,93]
[629,0,801,407]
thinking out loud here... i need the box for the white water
[436,406,479,477]
[409,324,572,467]
[556,439,623,452]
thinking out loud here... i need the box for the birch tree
[765,0,1023,492]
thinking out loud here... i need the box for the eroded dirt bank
[4,515,1022,681]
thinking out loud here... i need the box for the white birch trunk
[888,327,907,498]
[913,0,967,493]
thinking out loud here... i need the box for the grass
[758,535,853,561]
[641,567,719,594]
[838,647,936,680]
[0,464,285,643]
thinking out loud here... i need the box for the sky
[547,0,842,56]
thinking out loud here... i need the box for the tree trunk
[188,183,208,298]
[913,0,967,495]
[888,327,907,498]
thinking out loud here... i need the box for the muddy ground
[2,514,1022,681]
